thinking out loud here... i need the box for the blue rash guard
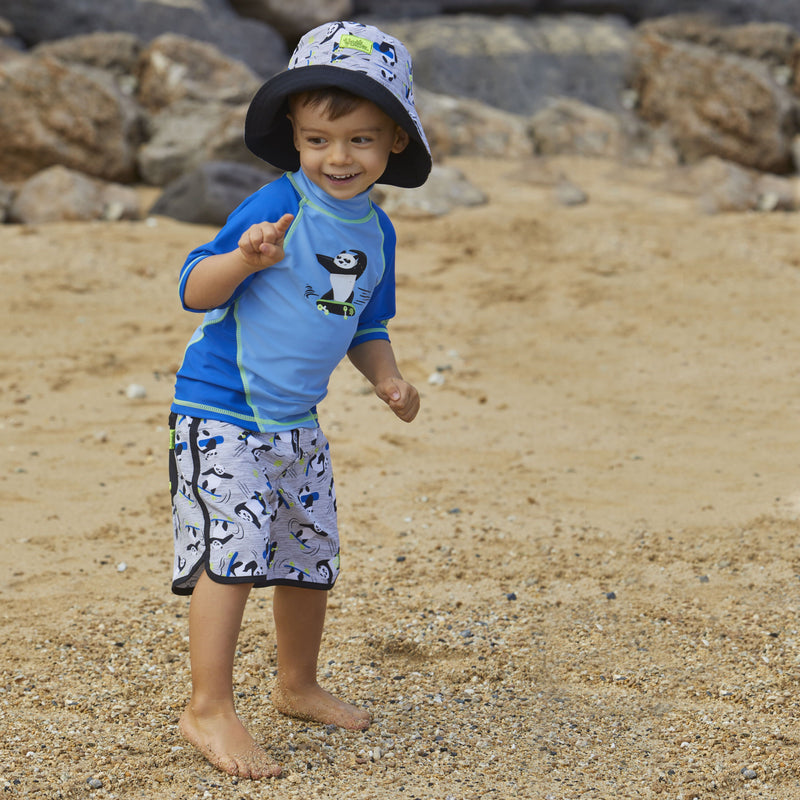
[171,169,396,432]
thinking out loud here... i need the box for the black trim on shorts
[170,414,209,595]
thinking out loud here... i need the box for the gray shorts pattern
[169,414,339,594]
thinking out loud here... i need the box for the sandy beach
[3,155,800,798]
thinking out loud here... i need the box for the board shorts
[168,413,340,595]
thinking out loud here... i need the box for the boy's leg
[180,571,281,779]
[271,585,371,730]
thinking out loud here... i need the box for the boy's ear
[392,126,410,154]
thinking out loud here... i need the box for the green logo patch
[340,34,373,54]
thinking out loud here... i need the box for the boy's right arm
[183,213,294,310]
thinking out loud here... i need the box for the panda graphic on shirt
[313,249,367,317]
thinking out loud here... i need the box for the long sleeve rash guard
[171,169,397,432]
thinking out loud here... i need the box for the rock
[32,32,143,81]
[658,156,798,213]
[554,178,588,206]
[415,88,533,160]
[0,0,288,77]
[149,161,280,225]
[0,55,144,182]
[9,165,141,224]
[138,101,263,186]
[754,172,798,211]
[631,25,798,173]
[372,164,488,217]
[741,768,758,780]
[229,0,354,43]
[136,34,261,113]
[670,157,758,213]
[378,15,634,115]
[125,383,147,399]
[529,98,624,158]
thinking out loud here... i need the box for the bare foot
[272,682,371,731]
[179,705,282,779]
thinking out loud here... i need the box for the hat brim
[244,65,431,189]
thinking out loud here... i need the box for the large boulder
[376,15,634,114]
[9,165,141,223]
[138,101,265,185]
[136,34,262,112]
[0,0,287,77]
[631,23,799,173]
[149,161,280,225]
[0,55,144,182]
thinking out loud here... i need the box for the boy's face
[287,98,409,200]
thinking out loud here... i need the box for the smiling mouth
[327,173,359,182]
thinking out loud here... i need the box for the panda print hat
[244,21,432,188]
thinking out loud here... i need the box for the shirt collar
[290,169,374,220]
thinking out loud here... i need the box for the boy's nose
[328,141,352,164]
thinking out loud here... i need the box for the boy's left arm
[348,339,420,423]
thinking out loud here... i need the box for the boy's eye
[352,136,372,144]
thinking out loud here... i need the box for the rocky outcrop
[1,6,800,222]
[631,20,799,173]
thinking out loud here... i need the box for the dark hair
[289,86,366,120]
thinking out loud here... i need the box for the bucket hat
[245,21,431,188]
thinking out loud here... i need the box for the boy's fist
[375,377,420,423]
[237,213,294,270]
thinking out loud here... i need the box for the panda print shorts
[169,413,340,595]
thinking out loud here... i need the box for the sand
[3,155,800,799]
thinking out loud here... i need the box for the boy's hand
[375,377,420,422]
[237,213,294,271]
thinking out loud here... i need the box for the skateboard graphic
[316,297,356,316]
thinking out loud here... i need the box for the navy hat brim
[244,65,431,189]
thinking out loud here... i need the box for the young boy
[167,21,431,779]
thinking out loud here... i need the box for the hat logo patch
[339,34,373,55]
